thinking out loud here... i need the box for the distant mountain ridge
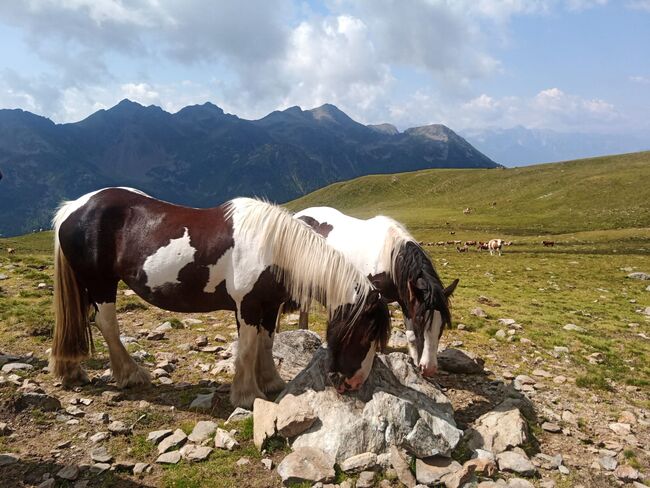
[0,99,496,236]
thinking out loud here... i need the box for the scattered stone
[471,307,487,318]
[152,368,170,379]
[253,398,279,450]
[388,330,409,349]
[614,465,640,482]
[226,407,252,424]
[37,479,56,488]
[147,429,173,444]
[155,322,174,333]
[108,421,131,435]
[189,392,215,411]
[390,446,416,488]
[627,272,650,280]
[356,470,376,488]
[180,444,213,462]
[276,447,335,485]
[56,465,80,480]
[563,324,585,332]
[533,369,552,378]
[101,391,123,403]
[415,457,461,485]
[553,375,567,384]
[113,460,136,472]
[598,455,618,471]
[495,329,507,340]
[17,392,62,411]
[156,450,181,464]
[507,479,534,488]
[541,422,562,433]
[188,420,217,443]
[466,402,529,454]
[261,458,273,470]
[465,457,498,477]
[214,428,239,450]
[618,411,636,424]
[158,429,187,454]
[276,394,318,438]
[1,362,34,373]
[0,422,11,435]
[90,446,113,463]
[146,331,166,341]
[558,464,570,475]
[236,457,250,466]
[0,453,19,466]
[158,376,173,385]
[441,462,476,488]
[89,462,111,475]
[438,348,485,374]
[608,422,631,436]
[214,334,227,342]
[340,452,377,474]
[66,406,85,417]
[194,335,209,347]
[586,352,604,364]
[496,451,537,477]
[133,463,150,475]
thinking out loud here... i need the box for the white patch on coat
[143,227,196,289]
[419,310,442,373]
[348,341,377,388]
[203,248,234,293]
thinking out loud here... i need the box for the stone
[253,398,278,450]
[276,350,461,462]
[189,392,215,411]
[598,455,617,471]
[276,394,318,438]
[608,422,631,436]
[614,465,640,481]
[495,329,507,340]
[156,450,182,464]
[146,331,165,340]
[214,428,239,450]
[147,429,173,444]
[17,392,62,411]
[66,406,85,417]
[0,422,11,435]
[180,444,213,462]
[261,458,273,470]
[441,462,476,488]
[415,457,461,485]
[158,376,173,385]
[89,463,111,474]
[563,324,585,332]
[113,460,136,472]
[37,480,56,488]
[390,446,416,488]
[558,465,570,475]
[389,330,409,349]
[507,479,534,488]
[465,457,498,477]
[56,465,80,480]
[498,318,517,326]
[438,348,485,374]
[226,407,252,424]
[618,411,636,424]
[195,335,209,347]
[133,463,149,475]
[471,307,487,318]
[496,451,537,477]
[108,421,131,435]
[236,457,250,466]
[356,471,376,488]
[340,452,377,473]
[188,420,218,443]
[152,368,170,379]
[90,446,113,463]
[89,432,109,444]
[532,369,552,378]
[0,453,19,466]
[541,422,562,433]
[155,322,173,333]
[271,329,323,381]
[627,272,650,280]
[158,429,187,454]
[276,447,335,485]
[1,362,33,373]
[466,402,529,454]
[553,375,567,384]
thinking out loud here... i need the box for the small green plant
[576,372,613,391]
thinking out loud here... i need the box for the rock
[614,465,640,481]
[214,428,239,450]
[558,464,570,475]
[389,330,409,349]
[466,402,529,454]
[1,362,33,373]
[438,349,485,374]
[108,421,131,435]
[89,462,111,474]
[113,460,136,472]
[271,329,323,381]
[147,429,173,444]
[356,471,376,488]
[189,392,215,411]
[532,369,552,378]
[471,307,487,318]
[89,432,109,444]
[495,329,507,340]
[158,429,187,454]
[156,450,182,464]
[155,322,174,333]
[158,376,173,385]
[276,394,318,438]
[0,422,11,435]
[56,465,80,480]
[627,272,650,280]
[496,451,537,477]
[195,335,209,347]
[180,444,213,462]
[340,452,377,473]
[563,324,585,332]
[507,479,534,488]
[599,455,618,471]
[276,447,335,485]
[17,392,62,411]
[261,458,273,470]
[390,446,416,488]
[66,406,85,417]
[276,350,460,462]
[188,420,217,443]
[541,422,562,433]
[133,463,150,475]
[0,453,19,466]
[608,422,631,436]
[415,457,461,485]
[226,407,252,424]
[90,446,113,463]
[253,398,279,450]
[553,375,567,384]
[152,368,170,379]
[236,457,250,466]
[37,479,56,488]
[465,457,498,477]
[618,411,636,424]
[146,331,165,340]
[441,462,476,488]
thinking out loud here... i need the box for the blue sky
[0,0,648,135]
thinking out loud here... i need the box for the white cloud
[629,75,650,83]
[627,0,650,11]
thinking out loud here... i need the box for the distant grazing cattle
[456,245,468,253]
[465,240,477,246]
[488,239,504,256]
[446,240,455,245]
[436,241,446,246]
[542,240,555,247]
[504,241,513,246]
[453,240,462,245]
[450,231,456,235]
[7,248,15,254]
[463,207,472,215]
[476,242,489,251]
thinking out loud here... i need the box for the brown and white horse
[487,239,504,256]
[51,188,390,407]
[294,207,458,377]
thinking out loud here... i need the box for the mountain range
[0,100,496,236]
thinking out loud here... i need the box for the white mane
[227,198,373,317]
[373,215,418,278]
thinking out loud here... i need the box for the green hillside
[287,151,650,234]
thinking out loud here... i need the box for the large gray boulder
[275,338,461,463]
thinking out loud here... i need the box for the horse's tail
[51,215,93,380]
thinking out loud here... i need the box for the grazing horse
[488,239,504,256]
[294,207,458,377]
[456,245,468,253]
[542,240,555,247]
[51,188,390,407]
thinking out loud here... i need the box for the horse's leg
[256,304,286,394]
[404,316,420,363]
[95,302,150,388]
[298,311,309,329]
[231,313,266,409]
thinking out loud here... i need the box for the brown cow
[542,240,555,247]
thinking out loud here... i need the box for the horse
[465,240,477,246]
[294,207,459,377]
[456,245,468,253]
[488,239,504,256]
[542,240,555,247]
[51,188,390,408]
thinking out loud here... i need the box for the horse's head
[326,289,390,393]
[405,276,459,377]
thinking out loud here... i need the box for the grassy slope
[287,151,650,234]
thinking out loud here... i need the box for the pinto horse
[294,207,458,377]
[51,188,390,408]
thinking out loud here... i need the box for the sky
[0,0,649,135]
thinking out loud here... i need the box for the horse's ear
[444,278,459,298]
